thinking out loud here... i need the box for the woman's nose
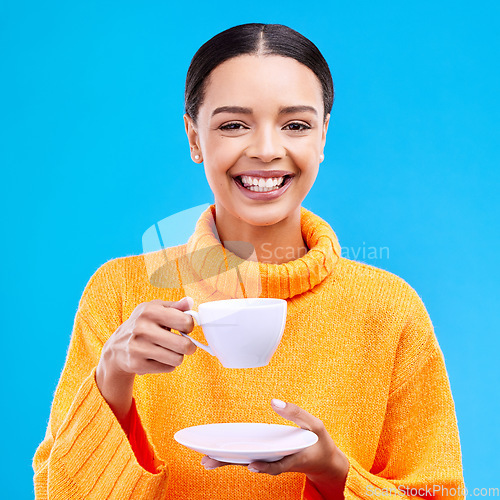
[245,125,286,163]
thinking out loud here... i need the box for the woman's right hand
[95,296,197,423]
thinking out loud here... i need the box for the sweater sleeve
[32,259,169,499]
[303,287,465,500]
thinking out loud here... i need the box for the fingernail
[271,398,286,409]
[204,465,217,470]
[248,466,260,473]
[182,296,194,308]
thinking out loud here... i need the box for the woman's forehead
[201,55,323,112]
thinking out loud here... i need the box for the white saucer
[174,423,318,464]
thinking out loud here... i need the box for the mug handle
[181,310,214,356]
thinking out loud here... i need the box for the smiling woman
[185,52,329,263]
[33,23,465,500]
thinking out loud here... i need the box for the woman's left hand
[201,399,349,486]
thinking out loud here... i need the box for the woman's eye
[218,122,311,132]
[219,122,246,130]
[284,122,311,132]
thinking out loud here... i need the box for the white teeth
[246,185,279,192]
[238,174,290,193]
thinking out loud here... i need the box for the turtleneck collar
[178,204,341,302]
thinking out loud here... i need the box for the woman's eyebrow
[211,105,318,118]
[279,105,318,116]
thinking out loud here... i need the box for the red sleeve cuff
[120,399,158,474]
[302,477,325,500]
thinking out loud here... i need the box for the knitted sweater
[33,205,465,499]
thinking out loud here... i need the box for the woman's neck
[214,205,308,265]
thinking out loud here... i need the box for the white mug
[182,298,287,368]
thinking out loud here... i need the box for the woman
[33,23,465,499]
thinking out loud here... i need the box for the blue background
[1,1,498,497]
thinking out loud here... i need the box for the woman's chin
[230,203,298,228]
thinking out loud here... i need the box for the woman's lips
[232,175,294,201]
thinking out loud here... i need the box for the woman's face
[184,54,330,227]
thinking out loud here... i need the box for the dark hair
[184,23,334,125]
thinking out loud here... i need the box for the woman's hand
[96,297,196,423]
[201,399,349,498]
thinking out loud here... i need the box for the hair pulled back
[184,23,334,125]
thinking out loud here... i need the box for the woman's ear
[322,113,331,142]
[184,113,202,163]
[319,113,330,163]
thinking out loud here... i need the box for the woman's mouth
[232,174,294,200]
[235,174,291,191]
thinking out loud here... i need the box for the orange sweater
[33,205,465,499]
